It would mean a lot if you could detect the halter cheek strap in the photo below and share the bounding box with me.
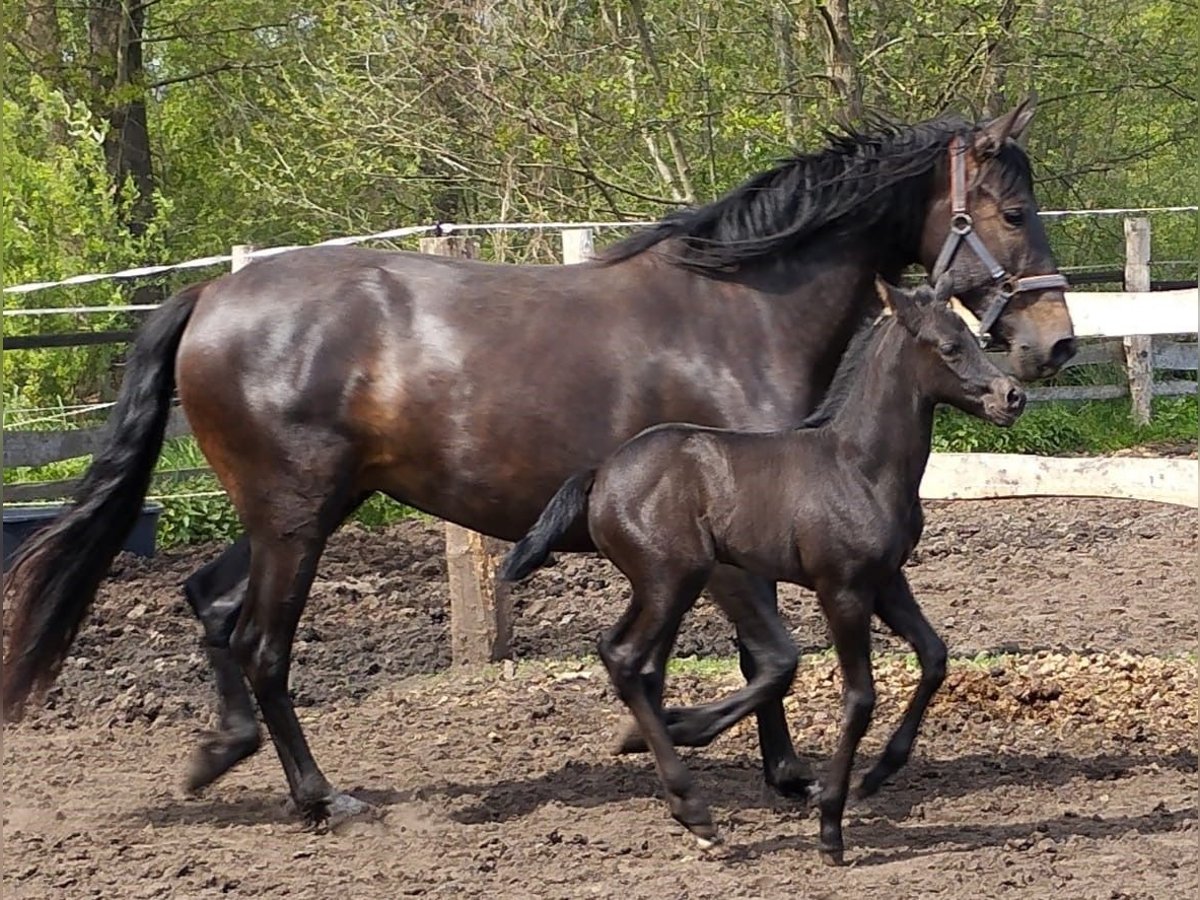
[930,136,1069,340]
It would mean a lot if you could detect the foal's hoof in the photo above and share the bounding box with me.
[184,728,262,794]
[695,832,723,852]
[766,758,820,802]
[614,718,649,755]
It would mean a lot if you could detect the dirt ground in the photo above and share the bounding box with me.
[3,496,1197,899]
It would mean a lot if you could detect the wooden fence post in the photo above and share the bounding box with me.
[418,234,513,666]
[1123,218,1153,425]
[560,228,595,264]
[231,244,255,273]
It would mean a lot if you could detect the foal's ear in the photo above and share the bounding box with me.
[874,276,916,318]
[974,93,1037,158]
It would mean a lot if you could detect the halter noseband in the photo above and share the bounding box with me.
[930,136,1068,342]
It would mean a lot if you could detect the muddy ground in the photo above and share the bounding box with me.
[3,496,1197,899]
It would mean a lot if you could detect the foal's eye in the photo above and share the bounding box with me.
[1002,208,1026,227]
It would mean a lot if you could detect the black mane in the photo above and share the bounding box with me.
[601,113,1032,271]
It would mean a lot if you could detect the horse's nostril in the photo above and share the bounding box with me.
[1050,337,1077,368]
[1006,386,1025,409]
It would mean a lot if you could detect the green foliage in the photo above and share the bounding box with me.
[5,1,1197,549]
[933,395,1198,455]
[155,479,242,548]
[3,75,171,406]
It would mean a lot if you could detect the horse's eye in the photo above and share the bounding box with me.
[939,341,961,357]
[1002,208,1026,227]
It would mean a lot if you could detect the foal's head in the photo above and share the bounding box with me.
[876,277,1026,426]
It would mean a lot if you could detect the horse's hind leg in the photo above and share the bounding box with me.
[599,570,717,845]
[183,536,260,793]
[232,480,370,825]
[183,493,371,793]
[855,572,946,799]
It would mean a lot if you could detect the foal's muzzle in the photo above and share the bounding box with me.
[983,376,1026,426]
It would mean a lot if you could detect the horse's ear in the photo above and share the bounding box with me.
[974,93,1037,158]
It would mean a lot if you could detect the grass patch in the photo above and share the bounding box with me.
[933,394,1196,455]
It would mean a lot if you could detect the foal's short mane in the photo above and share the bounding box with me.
[600,114,1033,271]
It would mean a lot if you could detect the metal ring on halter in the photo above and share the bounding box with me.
[949,213,973,235]
[998,277,1018,298]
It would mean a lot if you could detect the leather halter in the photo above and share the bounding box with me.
[930,136,1069,341]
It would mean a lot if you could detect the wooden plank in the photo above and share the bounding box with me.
[1057,339,1123,369]
[419,234,512,666]
[4,465,214,503]
[1065,288,1198,337]
[3,330,138,350]
[3,407,192,469]
[1154,379,1197,397]
[1154,340,1199,372]
[921,453,1198,508]
[1026,384,1127,402]
[1025,379,1195,403]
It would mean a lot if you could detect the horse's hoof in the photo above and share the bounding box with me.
[819,846,845,867]
[326,792,373,824]
[295,792,377,831]
[184,729,261,794]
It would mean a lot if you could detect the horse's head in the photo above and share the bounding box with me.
[917,95,1076,381]
[876,276,1026,427]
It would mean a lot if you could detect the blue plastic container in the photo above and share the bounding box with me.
[2,503,163,569]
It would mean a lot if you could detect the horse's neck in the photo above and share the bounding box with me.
[830,322,934,504]
[760,239,908,404]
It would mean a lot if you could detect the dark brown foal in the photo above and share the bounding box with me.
[501,277,1026,864]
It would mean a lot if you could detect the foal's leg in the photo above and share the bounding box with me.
[816,583,876,866]
[618,579,803,766]
[622,567,814,799]
[599,571,718,844]
[856,572,947,799]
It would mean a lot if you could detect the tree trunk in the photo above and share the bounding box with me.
[772,2,799,143]
[980,0,1020,118]
[89,0,155,239]
[21,2,66,142]
[816,0,863,120]
[23,1,62,82]
[626,0,697,203]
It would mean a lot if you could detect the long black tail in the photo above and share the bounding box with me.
[2,282,205,720]
[498,471,595,582]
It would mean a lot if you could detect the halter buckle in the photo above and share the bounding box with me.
[949,212,973,235]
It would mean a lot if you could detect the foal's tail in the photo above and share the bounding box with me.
[2,282,205,721]
[499,471,595,582]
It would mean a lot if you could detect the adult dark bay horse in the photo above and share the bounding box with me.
[2,98,1075,826]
